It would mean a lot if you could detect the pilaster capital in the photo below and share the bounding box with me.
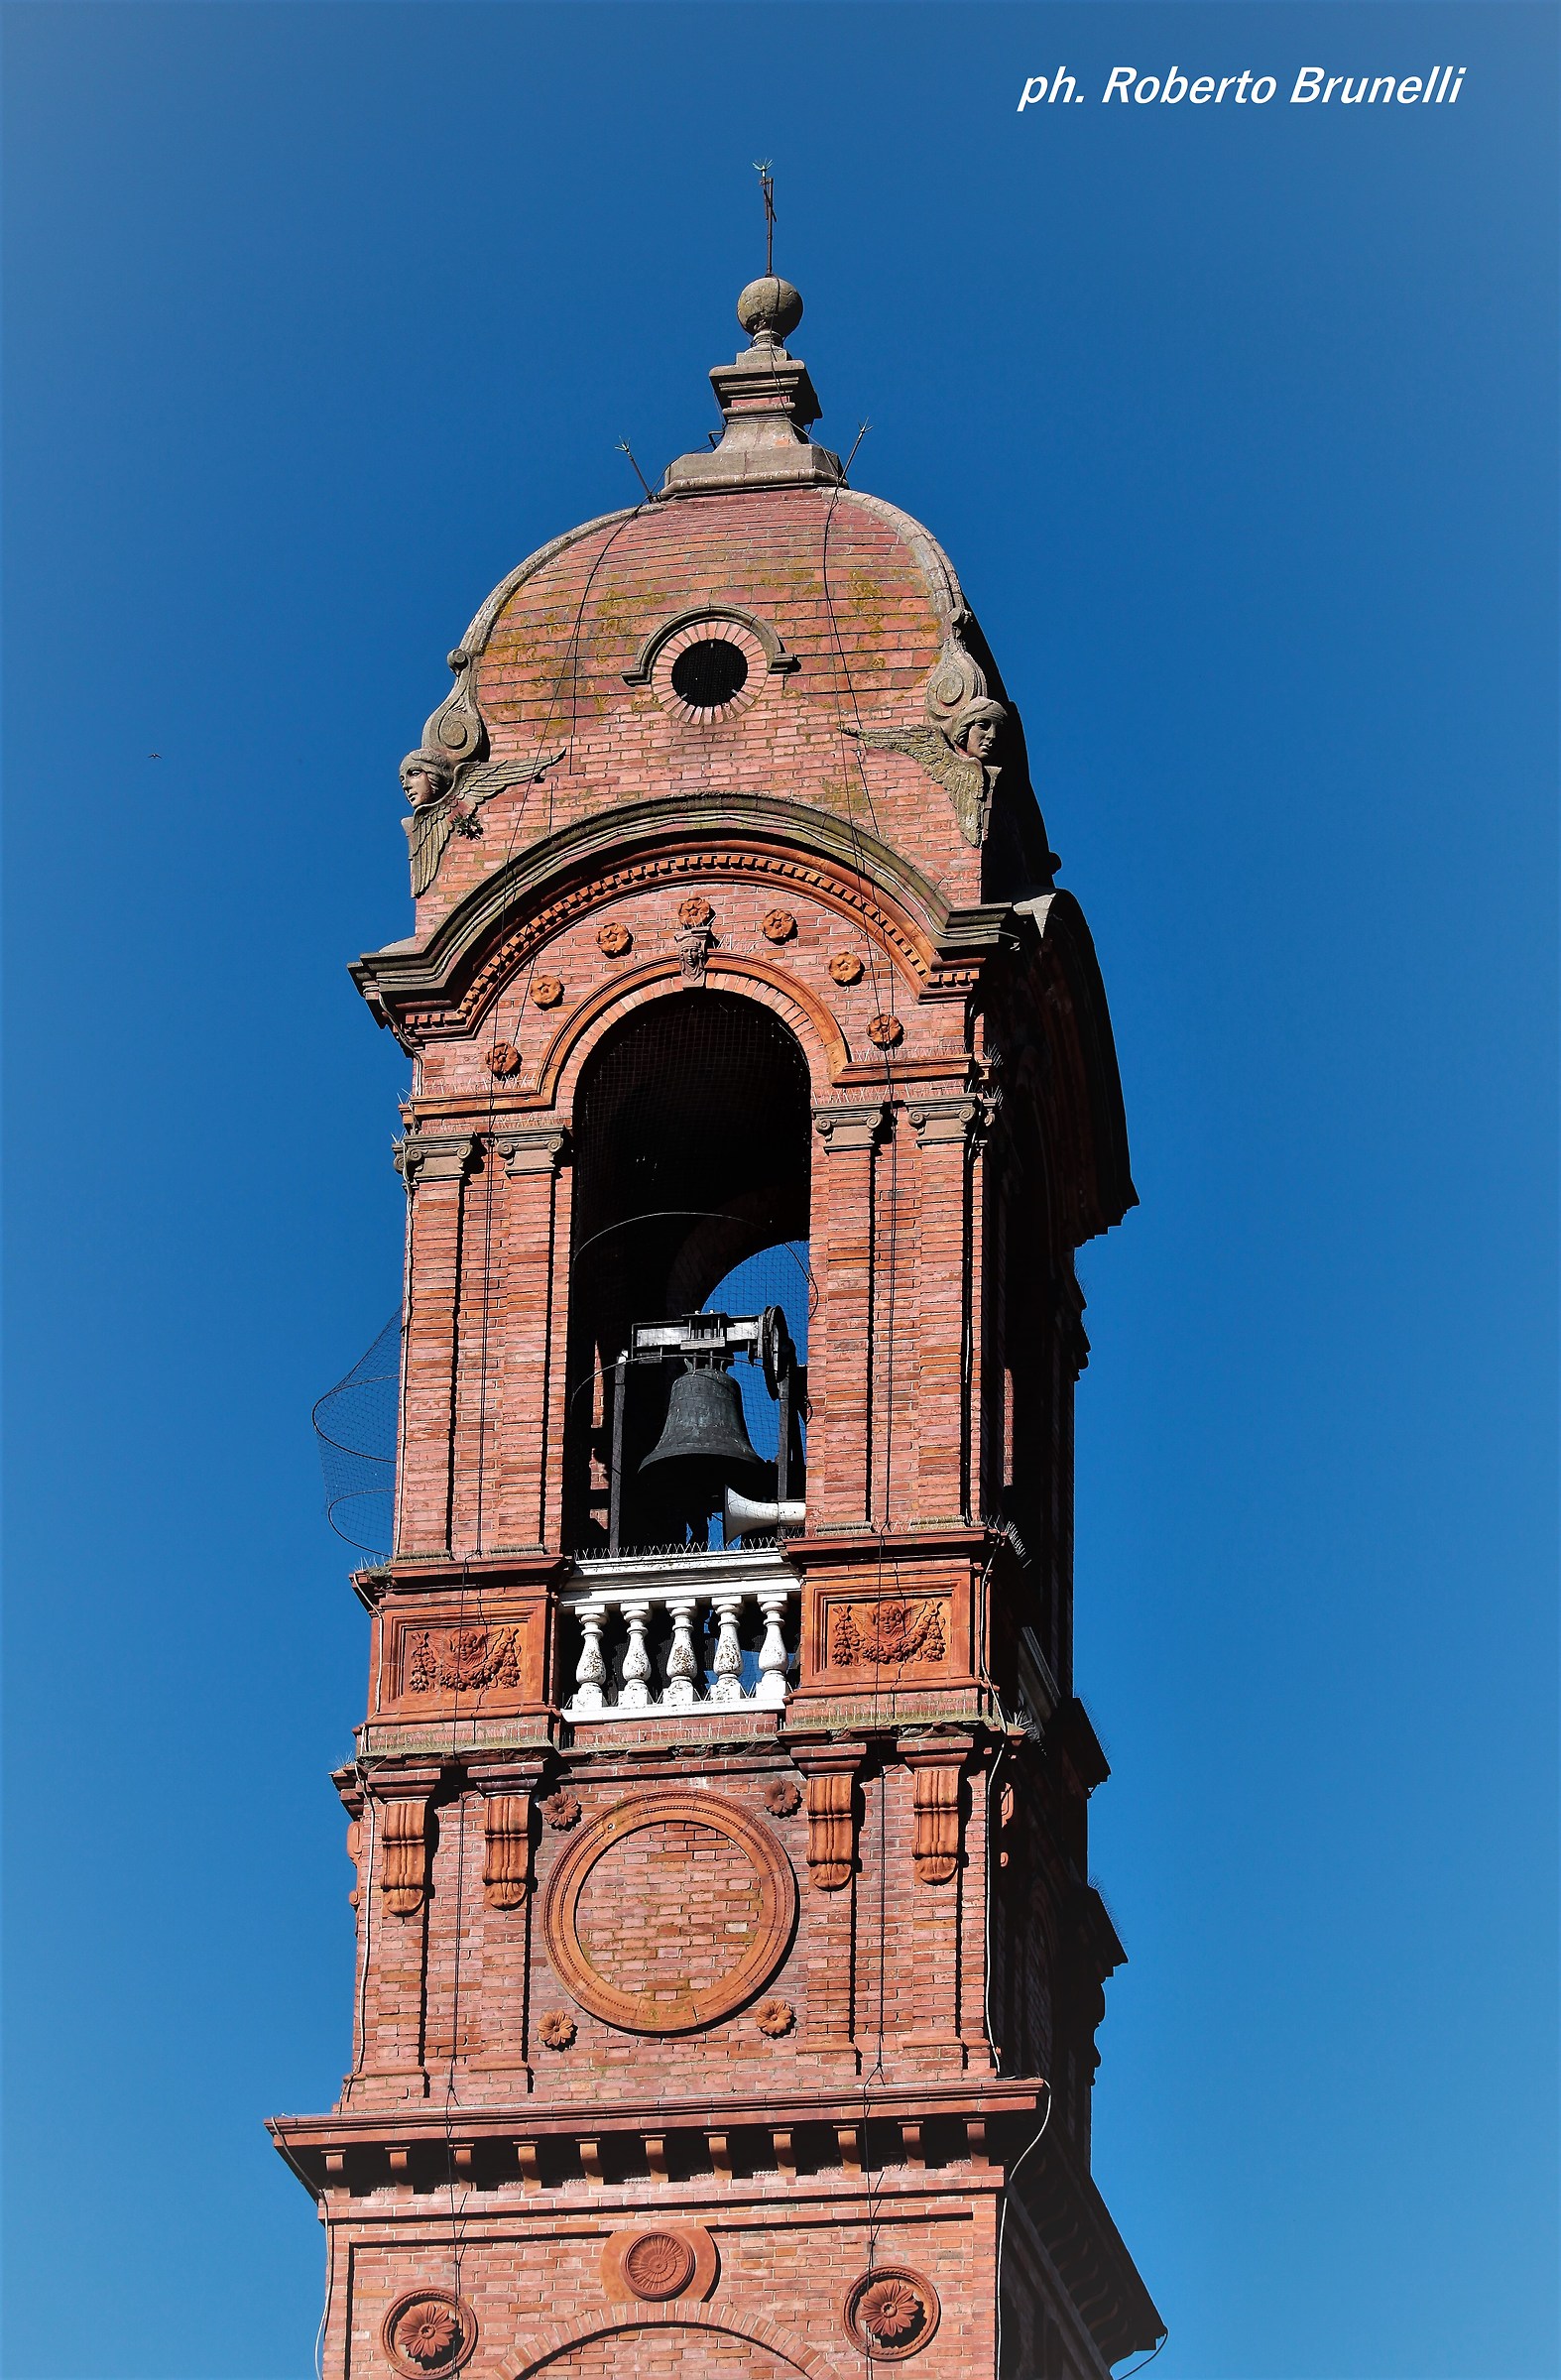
[811,1100,889,1153]
[493,1125,570,1178]
[904,1095,987,1148]
[394,1132,478,1191]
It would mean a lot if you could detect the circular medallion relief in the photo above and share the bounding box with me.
[382,2290,476,2378]
[601,2221,718,2305]
[623,2230,698,2301]
[844,2268,941,2362]
[540,1790,796,2034]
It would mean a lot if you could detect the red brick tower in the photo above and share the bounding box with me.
[273,270,1161,2380]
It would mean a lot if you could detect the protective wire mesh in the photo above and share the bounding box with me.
[703,1240,810,1463]
[312,1311,400,1557]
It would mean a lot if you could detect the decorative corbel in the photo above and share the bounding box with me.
[790,1740,867,1890]
[481,1795,533,1911]
[379,1796,431,1916]
[902,1737,972,1885]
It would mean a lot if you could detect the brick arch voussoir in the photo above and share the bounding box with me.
[506,2303,847,2380]
[541,959,850,1111]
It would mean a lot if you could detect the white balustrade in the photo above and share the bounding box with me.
[563,1551,798,1721]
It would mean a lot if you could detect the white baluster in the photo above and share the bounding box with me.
[663,1596,700,1710]
[619,1599,653,1710]
[755,1588,790,1709]
[573,1604,607,1714]
[711,1592,745,1703]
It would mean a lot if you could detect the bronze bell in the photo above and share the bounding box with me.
[640,1362,767,1492]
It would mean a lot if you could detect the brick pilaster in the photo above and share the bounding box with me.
[393,1134,476,1555]
[809,1102,887,1530]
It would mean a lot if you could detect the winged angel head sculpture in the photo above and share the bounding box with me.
[845,643,1011,847]
[399,744,564,897]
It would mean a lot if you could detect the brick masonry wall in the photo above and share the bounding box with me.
[341,1745,1006,2112]
[323,2174,1029,2380]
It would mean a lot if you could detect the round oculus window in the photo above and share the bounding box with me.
[669,639,749,710]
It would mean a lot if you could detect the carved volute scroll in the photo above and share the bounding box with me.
[379,1797,431,1916]
[482,1795,533,1910]
[424,647,489,774]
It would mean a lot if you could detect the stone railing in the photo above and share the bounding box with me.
[562,1548,798,1721]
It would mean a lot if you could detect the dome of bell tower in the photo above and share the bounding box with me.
[387,275,1059,944]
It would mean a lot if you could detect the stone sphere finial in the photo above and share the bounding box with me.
[737,274,803,344]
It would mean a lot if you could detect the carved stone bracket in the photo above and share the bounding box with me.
[789,1739,868,1890]
[394,1133,478,1192]
[379,1796,431,1916]
[481,1795,533,1910]
[902,1737,974,1886]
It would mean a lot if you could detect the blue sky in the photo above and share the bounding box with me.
[3,6,1555,2377]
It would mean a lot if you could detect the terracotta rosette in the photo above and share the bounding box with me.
[382,2289,477,2379]
[601,2220,719,2304]
[843,2267,941,2362]
[540,1789,796,2035]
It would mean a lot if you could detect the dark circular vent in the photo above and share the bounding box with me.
[670,639,749,710]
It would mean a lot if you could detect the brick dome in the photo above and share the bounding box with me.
[398,286,1057,936]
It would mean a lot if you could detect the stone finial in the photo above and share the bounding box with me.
[662,275,843,498]
[736,274,803,345]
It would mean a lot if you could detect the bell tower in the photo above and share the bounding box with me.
[273,269,1162,2380]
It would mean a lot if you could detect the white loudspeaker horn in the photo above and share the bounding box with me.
[724,1487,805,1536]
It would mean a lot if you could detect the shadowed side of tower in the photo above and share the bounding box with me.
[272,267,1161,2380]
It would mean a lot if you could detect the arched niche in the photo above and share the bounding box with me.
[563,990,812,1552]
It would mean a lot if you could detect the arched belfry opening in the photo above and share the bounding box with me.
[564,991,812,1551]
